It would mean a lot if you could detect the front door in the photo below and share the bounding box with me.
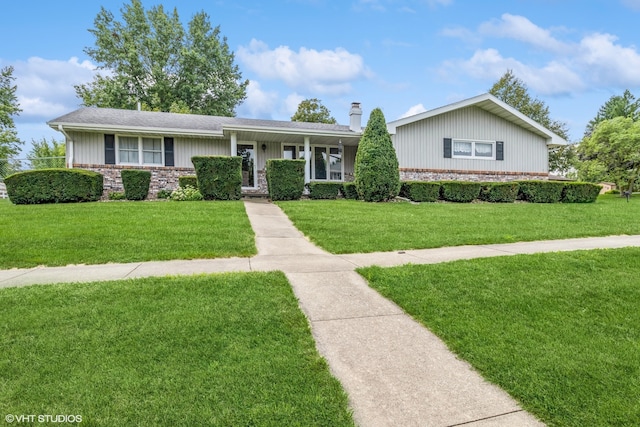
[237,144,256,188]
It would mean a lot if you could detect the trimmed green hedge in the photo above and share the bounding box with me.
[5,169,103,204]
[121,169,151,201]
[341,182,359,200]
[309,182,342,200]
[266,159,305,201]
[479,182,520,203]
[400,181,441,202]
[192,156,242,200]
[518,180,565,203]
[440,181,481,203]
[178,175,198,189]
[561,182,602,203]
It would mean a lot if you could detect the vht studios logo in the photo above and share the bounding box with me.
[5,414,82,423]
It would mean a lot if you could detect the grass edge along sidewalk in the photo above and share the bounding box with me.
[277,194,640,254]
[0,200,256,269]
[0,272,355,426]
[359,247,640,427]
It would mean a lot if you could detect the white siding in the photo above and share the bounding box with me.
[393,106,548,173]
[68,131,103,164]
[174,138,229,167]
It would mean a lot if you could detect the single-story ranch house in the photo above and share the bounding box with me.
[47,93,566,197]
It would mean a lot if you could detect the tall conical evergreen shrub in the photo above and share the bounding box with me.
[354,108,400,202]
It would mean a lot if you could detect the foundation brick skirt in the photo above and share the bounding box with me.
[75,164,270,198]
[399,168,548,182]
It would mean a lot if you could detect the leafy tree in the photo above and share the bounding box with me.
[75,0,248,116]
[489,70,570,140]
[28,138,66,169]
[584,89,640,137]
[291,98,337,124]
[578,117,640,192]
[0,66,22,160]
[354,108,400,202]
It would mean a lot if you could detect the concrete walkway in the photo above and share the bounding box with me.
[2,200,640,426]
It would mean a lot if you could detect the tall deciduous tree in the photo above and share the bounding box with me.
[75,0,248,116]
[578,117,640,192]
[0,66,22,160]
[354,108,400,202]
[489,70,575,175]
[584,89,640,137]
[291,98,337,124]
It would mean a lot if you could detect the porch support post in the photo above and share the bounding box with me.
[230,132,237,156]
[304,136,310,184]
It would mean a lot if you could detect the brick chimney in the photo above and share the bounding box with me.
[349,102,362,132]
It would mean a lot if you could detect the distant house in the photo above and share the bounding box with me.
[48,94,567,198]
[48,104,364,196]
[0,182,6,199]
[387,93,568,182]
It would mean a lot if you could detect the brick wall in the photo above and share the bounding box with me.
[399,168,548,182]
[76,164,270,198]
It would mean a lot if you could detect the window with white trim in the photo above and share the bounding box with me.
[452,139,495,160]
[116,136,163,165]
[282,144,343,181]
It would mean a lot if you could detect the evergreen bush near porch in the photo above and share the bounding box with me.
[309,182,342,199]
[121,169,151,200]
[354,108,400,202]
[341,182,359,200]
[192,156,242,200]
[178,175,198,189]
[266,159,305,201]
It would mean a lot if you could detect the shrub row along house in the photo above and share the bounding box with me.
[47,93,567,198]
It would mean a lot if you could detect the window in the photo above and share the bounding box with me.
[452,139,495,160]
[282,144,343,181]
[117,136,163,165]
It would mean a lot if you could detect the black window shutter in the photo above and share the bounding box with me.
[105,134,115,165]
[443,138,452,158]
[164,137,174,166]
[496,141,504,161]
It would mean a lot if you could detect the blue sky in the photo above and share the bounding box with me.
[4,0,640,154]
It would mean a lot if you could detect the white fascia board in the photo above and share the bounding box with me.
[222,124,361,138]
[47,122,225,138]
[387,93,569,146]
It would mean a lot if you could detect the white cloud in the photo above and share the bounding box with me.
[578,33,640,86]
[479,14,570,54]
[7,56,97,119]
[284,93,305,116]
[439,14,640,96]
[237,39,371,96]
[236,80,279,119]
[399,103,427,118]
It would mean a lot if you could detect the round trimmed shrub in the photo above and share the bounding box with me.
[518,180,564,203]
[341,182,359,200]
[309,182,342,199]
[561,182,601,203]
[178,175,198,189]
[400,181,441,202]
[192,156,242,200]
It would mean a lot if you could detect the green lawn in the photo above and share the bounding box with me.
[277,194,640,253]
[0,200,256,269]
[0,272,354,426]
[359,248,640,426]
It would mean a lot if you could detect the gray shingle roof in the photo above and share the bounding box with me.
[48,107,355,135]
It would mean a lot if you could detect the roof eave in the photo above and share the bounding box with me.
[222,124,362,138]
[47,121,225,138]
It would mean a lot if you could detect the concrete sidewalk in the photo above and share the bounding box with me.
[2,200,640,426]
